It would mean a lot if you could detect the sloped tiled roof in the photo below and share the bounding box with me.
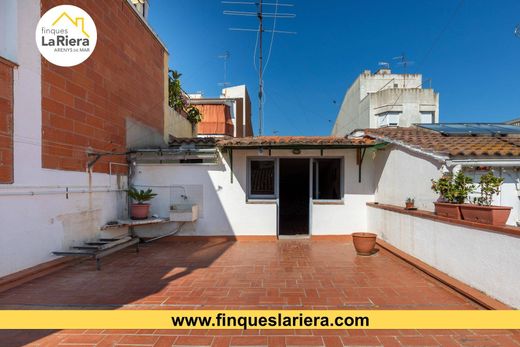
[217,136,376,148]
[168,136,217,146]
[365,127,520,157]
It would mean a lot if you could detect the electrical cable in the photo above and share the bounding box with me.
[262,0,278,76]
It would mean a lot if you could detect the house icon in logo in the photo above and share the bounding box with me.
[52,12,90,38]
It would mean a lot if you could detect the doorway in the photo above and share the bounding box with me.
[278,158,310,236]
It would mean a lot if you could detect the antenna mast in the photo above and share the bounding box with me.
[258,0,263,136]
[223,0,295,136]
[218,51,231,87]
[393,53,414,88]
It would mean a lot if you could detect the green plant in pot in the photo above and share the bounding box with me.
[459,171,512,226]
[431,171,474,219]
[405,197,415,210]
[128,187,157,220]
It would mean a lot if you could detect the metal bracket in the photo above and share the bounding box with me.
[357,148,366,183]
[229,149,233,183]
[87,153,102,169]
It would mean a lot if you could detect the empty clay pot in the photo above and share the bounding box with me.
[352,232,377,256]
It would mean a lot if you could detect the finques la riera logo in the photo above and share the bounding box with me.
[35,5,97,67]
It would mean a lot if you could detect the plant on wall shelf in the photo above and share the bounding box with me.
[128,187,157,220]
[452,171,475,204]
[431,171,474,204]
[431,171,474,220]
[458,170,511,226]
[128,187,157,204]
[473,171,504,206]
[168,69,203,126]
[431,174,455,202]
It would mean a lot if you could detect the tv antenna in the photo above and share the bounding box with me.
[378,61,390,70]
[393,53,414,87]
[223,0,296,136]
[218,51,231,87]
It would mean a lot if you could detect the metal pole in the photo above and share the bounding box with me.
[258,0,263,136]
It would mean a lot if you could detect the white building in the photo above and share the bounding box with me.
[332,69,439,136]
[131,136,376,238]
[506,117,520,126]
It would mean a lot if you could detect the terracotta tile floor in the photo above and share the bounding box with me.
[0,239,518,346]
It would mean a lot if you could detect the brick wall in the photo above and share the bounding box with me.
[0,58,14,183]
[41,0,166,173]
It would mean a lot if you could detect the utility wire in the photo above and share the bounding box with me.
[262,0,279,76]
[418,0,465,67]
[335,2,463,136]
[253,23,260,72]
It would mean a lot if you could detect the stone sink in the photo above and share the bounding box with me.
[169,203,198,222]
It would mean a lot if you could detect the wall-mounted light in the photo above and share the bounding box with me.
[292,149,301,155]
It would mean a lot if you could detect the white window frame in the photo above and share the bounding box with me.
[420,111,434,124]
[377,112,400,127]
[247,158,278,199]
[311,157,344,202]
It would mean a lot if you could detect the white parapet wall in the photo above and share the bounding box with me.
[368,205,520,308]
[0,173,128,278]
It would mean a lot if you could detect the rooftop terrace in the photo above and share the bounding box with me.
[1,238,518,346]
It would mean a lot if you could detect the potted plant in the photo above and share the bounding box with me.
[431,171,474,219]
[128,187,157,220]
[459,171,512,226]
[352,232,378,256]
[405,197,415,210]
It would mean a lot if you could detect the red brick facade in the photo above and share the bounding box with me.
[41,0,166,173]
[0,58,14,183]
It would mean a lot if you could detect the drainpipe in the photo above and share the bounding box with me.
[446,159,520,167]
[0,188,125,197]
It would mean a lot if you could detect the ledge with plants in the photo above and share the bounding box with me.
[431,170,511,226]
[168,69,203,130]
[128,187,157,220]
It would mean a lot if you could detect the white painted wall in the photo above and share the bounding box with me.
[368,206,520,308]
[373,145,443,211]
[373,145,520,225]
[133,148,376,237]
[0,0,128,277]
[311,149,375,234]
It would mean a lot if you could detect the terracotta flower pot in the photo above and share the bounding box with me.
[405,202,415,210]
[352,232,377,256]
[130,203,150,220]
[459,204,512,226]
[433,202,462,219]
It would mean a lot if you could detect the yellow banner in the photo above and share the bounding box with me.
[0,310,518,329]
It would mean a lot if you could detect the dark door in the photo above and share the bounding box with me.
[278,159,310,235]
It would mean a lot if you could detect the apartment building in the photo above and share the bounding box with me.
[332,68,439,136]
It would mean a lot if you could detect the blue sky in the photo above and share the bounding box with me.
[149,0,520,135]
